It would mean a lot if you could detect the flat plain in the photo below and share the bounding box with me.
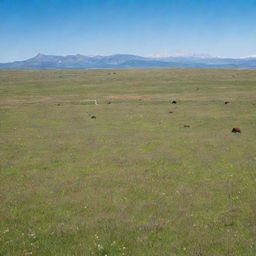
[0,69,256,256]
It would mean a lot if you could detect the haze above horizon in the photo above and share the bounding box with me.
[1,0,256,62]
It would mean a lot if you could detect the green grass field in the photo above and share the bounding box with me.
[0,69,256,256]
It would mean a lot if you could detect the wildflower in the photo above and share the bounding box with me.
[28,231,36,239]
[97,244,103,251]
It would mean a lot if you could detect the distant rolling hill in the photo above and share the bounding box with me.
[1,53,256,69]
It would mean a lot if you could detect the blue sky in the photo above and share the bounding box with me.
[1,0,256,62]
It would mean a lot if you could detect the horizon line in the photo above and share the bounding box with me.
[2,52,256,64]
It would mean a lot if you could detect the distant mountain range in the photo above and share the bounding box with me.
[1,53,256,69]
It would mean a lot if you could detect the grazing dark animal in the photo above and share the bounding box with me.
[184,124,190,128]
[225,101,230,104]
[232,127,241,133]
[107,102,111,104]
[91,115,96,119]
[57,103,61,106]
[169,111,173,114]
[172,101,177,104]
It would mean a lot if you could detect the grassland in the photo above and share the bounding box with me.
[0,69,256,256]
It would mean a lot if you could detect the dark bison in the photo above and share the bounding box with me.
[172,100,177,104]
[232,127,241,133]
[184,124,190,128]
[107,101,111,104]
[91,115,96,119]
[169,111,173,114]
[225,101,230,104]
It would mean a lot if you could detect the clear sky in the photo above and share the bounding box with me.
[1,0,256,62]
